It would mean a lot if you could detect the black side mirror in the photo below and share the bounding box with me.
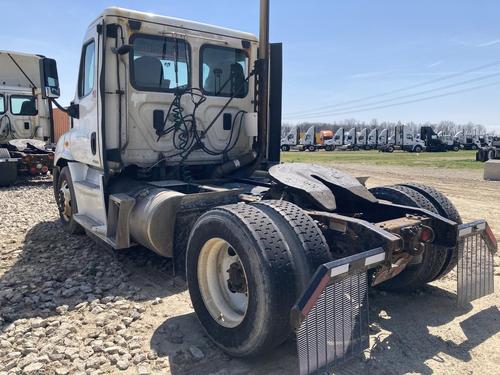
[112,44,133,55]
[40,58,60,98]
[67,102,79,119]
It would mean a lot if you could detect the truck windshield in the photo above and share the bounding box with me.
[0,95,4,114]
[10,95,37,116]
[131,35,190,92]
[201,45,248,98]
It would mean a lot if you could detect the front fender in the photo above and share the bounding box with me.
[54,133,74,166]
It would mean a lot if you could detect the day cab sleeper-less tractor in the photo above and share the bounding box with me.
[52,3,497,373]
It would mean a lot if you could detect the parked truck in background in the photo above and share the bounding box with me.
[437,131,460,151]
[0,51,60,186]
[476,137,500,162]
[280,127,298,151]
[51,3,496,374]
[455,130,481,150]
[420,126,459,152]
[380,124,425,152]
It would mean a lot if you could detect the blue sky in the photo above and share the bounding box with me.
[1,1,499,127]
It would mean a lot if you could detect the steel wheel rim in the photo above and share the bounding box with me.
[197,237,249,328]
[59,180,72,221]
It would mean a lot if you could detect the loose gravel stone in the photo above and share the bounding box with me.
[0,179,177,374]
[116,360,129,370]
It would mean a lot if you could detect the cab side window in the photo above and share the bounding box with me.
[78,40,95,98]
[0,95,5,114]
[10,95,37,116]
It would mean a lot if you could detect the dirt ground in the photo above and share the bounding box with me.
[0,166,498,375]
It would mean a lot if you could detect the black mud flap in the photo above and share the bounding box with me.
[457,220,497,306]
[290,248,386,375]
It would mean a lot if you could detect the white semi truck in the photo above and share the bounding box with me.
[280,127,298,151]
[380,125,425,152]
[0,51,60,185]
[53,4,496,373]
[455,130,481,150]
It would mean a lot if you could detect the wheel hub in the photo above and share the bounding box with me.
[197,238,249,328]
[59,181,72,221]
[227,261,247,294]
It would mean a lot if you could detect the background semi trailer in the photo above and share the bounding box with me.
[0,51,60,185]
[52,3,496,374]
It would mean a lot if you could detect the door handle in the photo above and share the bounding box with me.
[91,131,97,155]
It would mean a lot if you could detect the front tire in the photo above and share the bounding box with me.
[186,204,303,357]
[413,145,423,153]
[55,166,83,234]
[281,144,290,152]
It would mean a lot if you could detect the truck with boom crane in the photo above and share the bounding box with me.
[52,3,496,374]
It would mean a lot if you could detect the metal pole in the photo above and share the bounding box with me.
[258,0,270,162]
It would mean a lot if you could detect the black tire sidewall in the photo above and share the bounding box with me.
[186,211,288,356]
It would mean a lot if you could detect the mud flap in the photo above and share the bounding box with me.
[457,220,497,306]
[290,248,386,375]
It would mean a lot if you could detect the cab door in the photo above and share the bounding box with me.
[69,26,102,167]
[8,94,39,139]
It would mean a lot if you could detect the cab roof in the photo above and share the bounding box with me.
[100,7,258,42]
[0,51,44,60]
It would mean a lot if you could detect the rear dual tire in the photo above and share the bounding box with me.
[186,201,330,357]
[399,183,462,279]
[369,185,447,291]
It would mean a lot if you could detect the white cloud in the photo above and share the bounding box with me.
[477,39,500,47]
[427,60,443,68]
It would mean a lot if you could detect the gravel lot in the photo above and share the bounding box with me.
[0,170,498,375]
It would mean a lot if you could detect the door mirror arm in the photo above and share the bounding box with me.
[67,102,80,119]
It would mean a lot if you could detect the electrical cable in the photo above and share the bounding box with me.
[284,60,500,117]
[290,80,500,119]
[284,71,500,119]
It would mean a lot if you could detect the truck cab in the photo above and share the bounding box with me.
[330,127,345,147]
[0,51,59,143]
[356,128,368,149]
[381,125,425,153]
[367,128,378,149]
[298,125,316,150]
[0,51,60,185]
[280,128,298,151]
